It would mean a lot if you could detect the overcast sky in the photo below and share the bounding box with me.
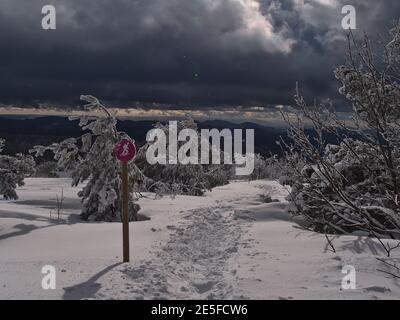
[0,0,398,114]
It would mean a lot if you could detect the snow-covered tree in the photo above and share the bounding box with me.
[31,95,141,222]
[0,138,35,200]
[278,24,400,247]
[31,96,232,221]
[135,119,231,196]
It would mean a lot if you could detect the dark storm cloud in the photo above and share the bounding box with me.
[0,0,399,109]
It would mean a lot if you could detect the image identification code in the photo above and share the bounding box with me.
[151,304,248,317]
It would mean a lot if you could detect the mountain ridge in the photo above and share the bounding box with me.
[0,116,286,155]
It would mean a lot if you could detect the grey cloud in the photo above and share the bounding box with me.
[0,0,398,110]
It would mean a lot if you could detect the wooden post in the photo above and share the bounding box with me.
[115,138,135,263]
[122,161,130,262]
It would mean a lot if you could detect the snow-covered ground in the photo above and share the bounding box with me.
[0,178,399,300]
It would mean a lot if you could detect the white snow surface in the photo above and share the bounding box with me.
[0,178,399,300]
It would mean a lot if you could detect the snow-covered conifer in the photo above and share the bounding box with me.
[0,138,35,200]
[136,119,231,196]
[32,95,141,221]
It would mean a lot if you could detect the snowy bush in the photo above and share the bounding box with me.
[279,24,400,246]
[33,161,59,178]
[0,138,35,200]
[31,96,141,222]
[245,154,285,181]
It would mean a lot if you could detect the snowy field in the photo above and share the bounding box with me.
[0,178,399,300]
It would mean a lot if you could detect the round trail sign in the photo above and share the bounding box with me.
[115,138,136,162]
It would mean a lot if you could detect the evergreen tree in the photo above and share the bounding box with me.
[136,119,231,196]
[0,138,35,200]
[32,95,140,221]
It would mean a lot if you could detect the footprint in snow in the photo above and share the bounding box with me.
[364,286,391,293]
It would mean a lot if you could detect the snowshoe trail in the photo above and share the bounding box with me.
[94,205,245,299]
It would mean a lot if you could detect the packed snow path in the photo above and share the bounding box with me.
[91,206,243,299]
[1,178,400,299]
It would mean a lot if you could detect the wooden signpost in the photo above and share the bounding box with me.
[115,138,137,263]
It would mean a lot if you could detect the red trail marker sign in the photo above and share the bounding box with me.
[115,138,137,162]
[115,138,136,263]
